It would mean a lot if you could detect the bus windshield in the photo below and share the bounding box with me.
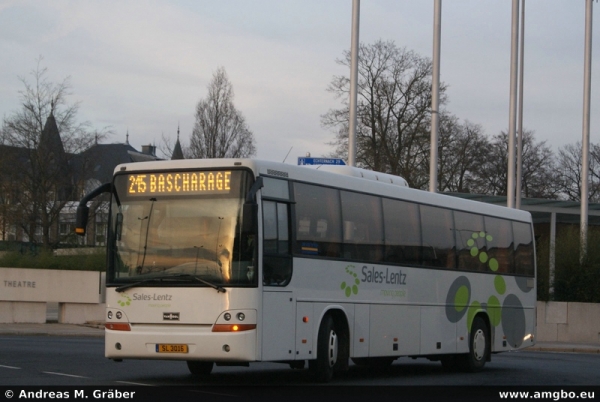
[107,169,256,287]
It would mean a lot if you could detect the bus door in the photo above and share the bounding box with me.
[260,196,295,361]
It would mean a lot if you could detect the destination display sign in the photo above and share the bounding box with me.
[127,171,232,196]
[297,157,346,166]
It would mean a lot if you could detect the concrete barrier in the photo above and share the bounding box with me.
[537,301,600,343]
[0,268,105,324]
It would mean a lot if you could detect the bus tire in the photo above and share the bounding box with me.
[310,315,340,383]
[461,316,490,372]
[186,360,213,377]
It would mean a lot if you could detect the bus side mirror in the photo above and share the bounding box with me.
[242,202,258,234]
[74,182,112,237]
[75,205,89,236]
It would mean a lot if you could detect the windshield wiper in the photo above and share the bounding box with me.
[172,274,226,293]
[114,274,226,293]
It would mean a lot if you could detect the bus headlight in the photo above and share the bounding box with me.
[224,313,232,321]
[237,312,245,321]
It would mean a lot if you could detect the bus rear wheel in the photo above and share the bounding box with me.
[461,316,490,372]
[186,360,213,377]
[310,315,340,382]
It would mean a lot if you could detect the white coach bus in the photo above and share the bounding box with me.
[76,159,536,382]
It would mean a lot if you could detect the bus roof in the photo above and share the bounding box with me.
[114,158,532,223]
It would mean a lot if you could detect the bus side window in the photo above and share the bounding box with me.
[513,221,534,277]
[340,191,384,262]
[420,205,456,269]
[293,183,342,258]
[382,198,422,265]
[454,211,486,272]
[485,216,514,274]
[263,201,292,286]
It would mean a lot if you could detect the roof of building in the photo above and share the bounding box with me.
[77,142,161,183]
[445,192,600,225]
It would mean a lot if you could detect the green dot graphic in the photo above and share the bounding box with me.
[489,258,499,272]
[467,239,475,247]
[494,275,506,295]
[341,265,359,298]
[454,285,469,312]
[486,235,493,242]
[470,247,479,257]
[479,231,486,238]
[479,251,488,263]
[472,233,479,239]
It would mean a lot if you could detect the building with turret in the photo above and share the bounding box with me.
[0,114,167,247]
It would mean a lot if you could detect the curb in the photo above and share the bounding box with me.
[525,345,600,354]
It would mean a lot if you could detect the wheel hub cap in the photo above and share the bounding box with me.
[328,330,338,367]
[473,329,486,361]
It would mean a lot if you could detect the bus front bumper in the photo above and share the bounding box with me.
[105,324,257,362]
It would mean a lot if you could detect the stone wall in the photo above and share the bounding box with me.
[0,268,105,324]
[536,301,600,343]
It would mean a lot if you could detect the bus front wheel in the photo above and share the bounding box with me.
[187,360,213,377]
[310,315,340,382]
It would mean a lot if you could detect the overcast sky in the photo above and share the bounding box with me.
[1,0,598,164]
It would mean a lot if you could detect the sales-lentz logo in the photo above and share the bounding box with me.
[361,266,407,285]
[340,265,408,298]
[163,312,180,321]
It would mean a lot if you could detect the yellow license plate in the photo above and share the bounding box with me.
[156,344,188,353]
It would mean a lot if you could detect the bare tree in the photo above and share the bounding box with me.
[1,58,103,248]
[189,67,256,159]
[436,114,489,193]
[470,130,557,198]
[555,141,600,202]
[323,40,445,188]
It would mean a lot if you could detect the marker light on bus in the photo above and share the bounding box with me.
[105,323,131,331]
[212,324,256,332]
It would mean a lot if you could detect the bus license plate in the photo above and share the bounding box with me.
[156,344,188,353]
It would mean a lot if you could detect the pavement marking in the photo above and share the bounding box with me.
[115,381,154,386]
[43,371,89,379]
[0,365,21,369]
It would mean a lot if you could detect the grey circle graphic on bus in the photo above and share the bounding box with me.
[515,276,533,293]
[501,294,526,348]
[445,276,471,323]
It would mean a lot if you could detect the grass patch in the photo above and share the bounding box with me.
[0,250,105,271]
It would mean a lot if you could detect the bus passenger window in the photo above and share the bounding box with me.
[382,198,421,265]
[340,191,384,262]
[420,205,456,269]
[454,211,486,272]
[293,183,342,258]
[513,221,534,277]
[485,216,514,274]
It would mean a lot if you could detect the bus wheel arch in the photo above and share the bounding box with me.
[463,313,491,371]
[309,309,350,382]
